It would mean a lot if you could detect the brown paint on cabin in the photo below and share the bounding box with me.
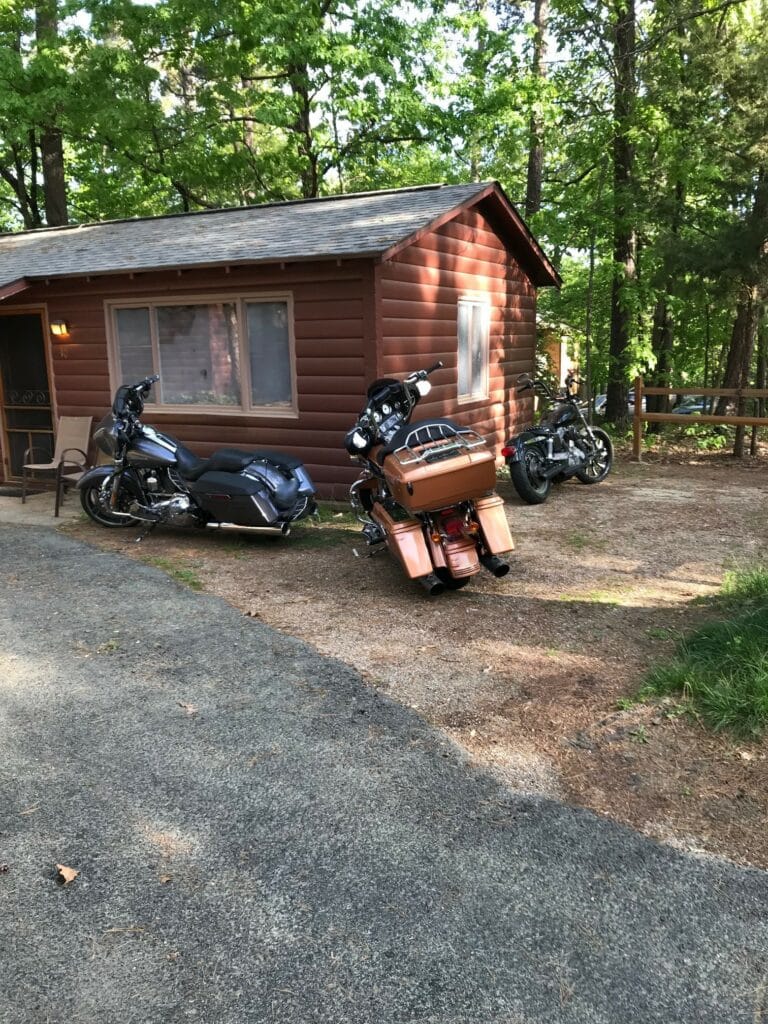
[0,191,549,497]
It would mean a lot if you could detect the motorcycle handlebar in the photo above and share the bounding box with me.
[405,361,443,385]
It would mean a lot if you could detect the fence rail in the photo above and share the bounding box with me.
[631,376,768,460]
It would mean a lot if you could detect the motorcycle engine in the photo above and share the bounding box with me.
[128,493,194,524]
[562,429,588,468]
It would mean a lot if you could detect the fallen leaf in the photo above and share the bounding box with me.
[177,702,198,716]
[159,874,173,884]
[19,803,39,816]
[0,863,9,875]
[739,751,754,762]
[56,864,79,885]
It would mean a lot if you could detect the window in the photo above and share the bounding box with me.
[110,295,295,414]
[457,297,490,401]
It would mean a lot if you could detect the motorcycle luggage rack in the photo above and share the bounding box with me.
[391,428,487,467]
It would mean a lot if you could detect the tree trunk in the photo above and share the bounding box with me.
[723,289,760,455]
[750,316,766,456]
[646,287,673,430]
[35,0,68,225]
[524,0,548,220]
[289,65,318,199]
[605,0,636,428]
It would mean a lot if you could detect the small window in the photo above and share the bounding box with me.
[457,298,490,401]
[110,296,295,415]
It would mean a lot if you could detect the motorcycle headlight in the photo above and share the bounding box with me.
[416,380,431,397]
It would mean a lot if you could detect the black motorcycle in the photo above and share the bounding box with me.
[502,373,613,504]
[78,375,316,536]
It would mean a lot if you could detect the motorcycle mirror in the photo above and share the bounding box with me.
[416,380,431,397]
[516,373,532,384]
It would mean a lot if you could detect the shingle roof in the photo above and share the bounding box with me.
[0,182,559,290]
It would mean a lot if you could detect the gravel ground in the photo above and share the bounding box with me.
[60,454,768,867]
[1,523,768,1023]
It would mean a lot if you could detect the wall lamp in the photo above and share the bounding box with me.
[50,319,71,339]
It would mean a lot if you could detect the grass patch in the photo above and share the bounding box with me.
[142,556,204,591]
[564,530,604,553]
[643,565,768,737]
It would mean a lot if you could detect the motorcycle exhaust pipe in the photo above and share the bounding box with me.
[206,522,290,536]
[418,573,446,596]
[480,554,510,578]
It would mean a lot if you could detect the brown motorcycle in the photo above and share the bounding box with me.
[345,362,514,595]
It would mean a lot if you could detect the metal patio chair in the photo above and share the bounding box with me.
[21,416,93,513]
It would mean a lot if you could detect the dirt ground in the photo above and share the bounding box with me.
[60,453,768,869]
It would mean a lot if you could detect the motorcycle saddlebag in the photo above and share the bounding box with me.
[189,471,281,526]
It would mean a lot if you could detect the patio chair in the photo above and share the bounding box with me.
[22,416,93,511]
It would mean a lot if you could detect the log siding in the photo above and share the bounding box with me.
[378,203,537,456]
[7,261,370,496]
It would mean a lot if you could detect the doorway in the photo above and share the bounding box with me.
[0,313,54,479]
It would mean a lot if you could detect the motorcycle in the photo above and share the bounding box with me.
[345,362,514,595]
[502,373,613,504]
[78,375,316,537]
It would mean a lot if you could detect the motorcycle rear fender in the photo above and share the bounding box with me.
[502,430,545,463]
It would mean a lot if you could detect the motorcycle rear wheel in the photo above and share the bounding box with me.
[575,428,613,485]
[508,446,552,504]
[434,567,471,590]
[80,482,140,528]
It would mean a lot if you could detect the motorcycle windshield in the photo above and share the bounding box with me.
[93,413,120,455]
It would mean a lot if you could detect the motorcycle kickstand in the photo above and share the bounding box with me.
[134,521,158,544]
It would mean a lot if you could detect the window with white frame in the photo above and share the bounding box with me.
[457,297,490,401]
[110,296,295,413]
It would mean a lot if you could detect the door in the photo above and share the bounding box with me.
[0,314,54,479]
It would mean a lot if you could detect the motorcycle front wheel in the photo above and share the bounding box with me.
[575,428,613,484]
[80,481,140,527]
[508,444,552,504]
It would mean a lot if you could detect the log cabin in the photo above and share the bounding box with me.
[0,181,560,498]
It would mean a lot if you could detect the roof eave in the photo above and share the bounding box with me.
[0,278,31,301]
[13,251,386,289]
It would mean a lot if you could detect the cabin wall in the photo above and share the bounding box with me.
[378,202,537,455]
[8,261,374,497]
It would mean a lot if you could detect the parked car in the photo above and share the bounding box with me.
[593,391,646,416]
[673,395,708,415]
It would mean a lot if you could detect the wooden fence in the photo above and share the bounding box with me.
[631,376,768,460]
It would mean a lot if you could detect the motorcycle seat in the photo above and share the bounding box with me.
[377,418,469,465]
[176,445,304,482]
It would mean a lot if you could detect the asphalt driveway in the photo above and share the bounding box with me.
[1,524,766,1024]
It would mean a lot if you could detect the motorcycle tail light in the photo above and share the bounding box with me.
[501,445,515,457]
[441,514,464,538]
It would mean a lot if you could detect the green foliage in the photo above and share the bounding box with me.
[1,0,767,412]
[644,565,768,737]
